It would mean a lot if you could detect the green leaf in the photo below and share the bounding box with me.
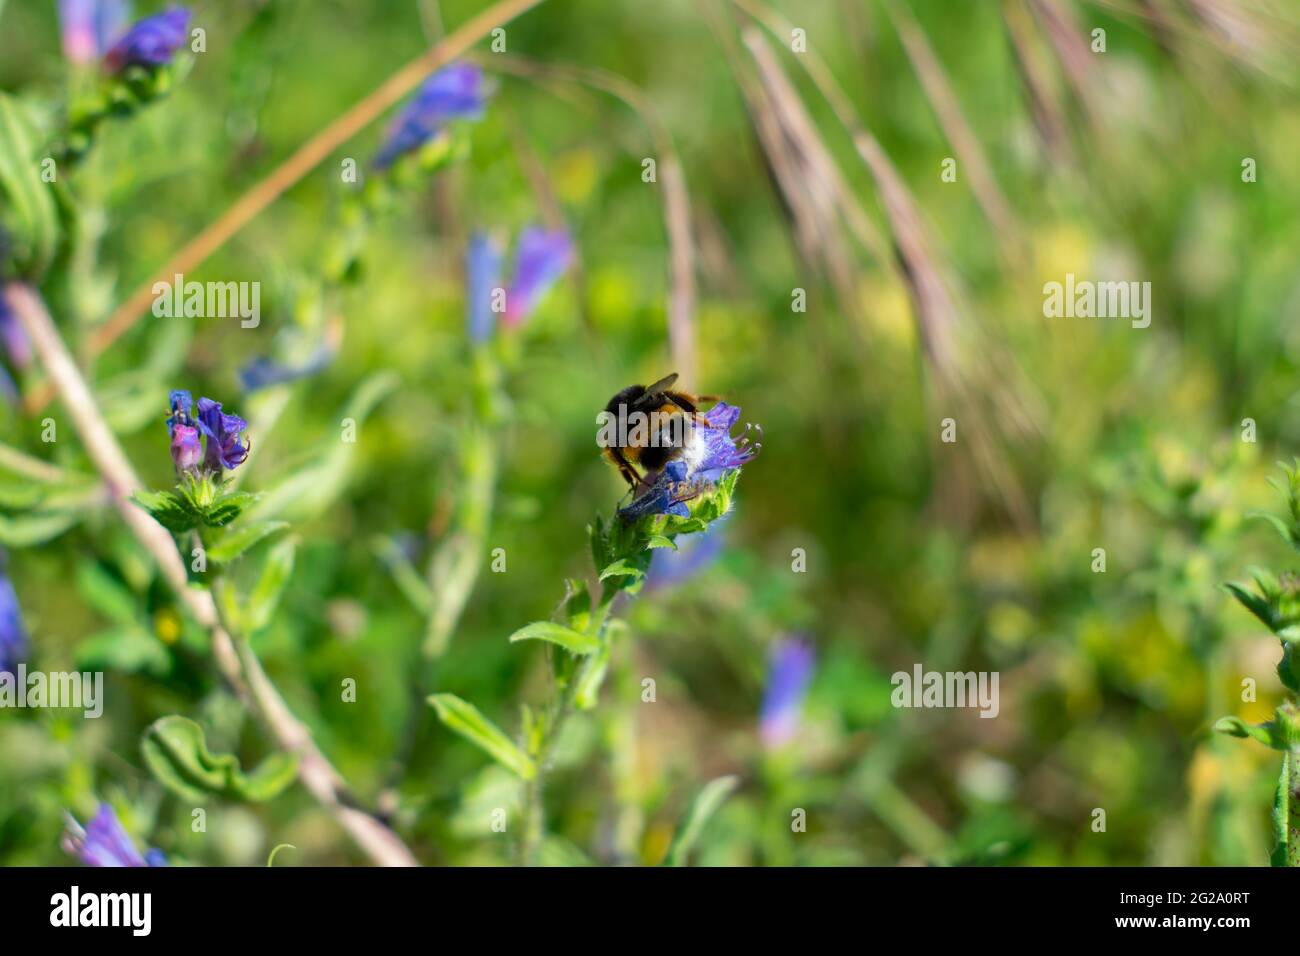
[237,752,300,801]
[75,626,170,676]
[428,693,535,780]
[0,92,59,277]
[75,563,138,626]
[207,520,289,564]
[1224,582,1276,630]
[507,620,600,655]
[665,775,740,866]
[598,558,644,583]
[205,490,258,528]
[244,538,296,632]
[0,510,82,545]
[141,715,240,801]
[647,534,677,550]
[140,715,298,801]
[131,489,200,533]
[1214,716,1284,749]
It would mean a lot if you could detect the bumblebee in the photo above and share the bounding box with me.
[600,373,715,491]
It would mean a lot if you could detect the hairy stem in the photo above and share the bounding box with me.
[517,586,619,865]
[6,283,419,867]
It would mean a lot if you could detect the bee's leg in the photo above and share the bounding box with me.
[610,447,644,492]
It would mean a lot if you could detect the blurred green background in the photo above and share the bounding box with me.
[3,0,1300,865]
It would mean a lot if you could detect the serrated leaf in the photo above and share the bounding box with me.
[428,693,535,779]
[1224,582,1276,630]
[507,620,600,655]
[665,775,740,866]
[205,490,258,528]
[207,520,288,563]
[131,489,200,533]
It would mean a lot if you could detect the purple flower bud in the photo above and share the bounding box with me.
[59,0,129,65]
[63,804,166,867]
[759,637,815,748]
[196,397,249,472]
[466,232,503,344]
[373,63,489,170]
[503,227,573,328]
[104,7,189,72]
[169,422,202,473]
[0,554,27,677]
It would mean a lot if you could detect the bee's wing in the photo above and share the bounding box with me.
[644,373,679,396]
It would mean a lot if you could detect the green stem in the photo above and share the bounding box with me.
[1287,749,1300,867]
[517,586,620,865]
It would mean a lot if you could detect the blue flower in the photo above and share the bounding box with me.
[59,0,129,64]
[373,63,488,170]
[618,402,760,520]
[239,345,334,393]
[503,227,573,328]
[0,554,27,677]
[166,388,193,434]
[104,7,189,72]
[63,804,166,867]
[465,232,503,344]
[759,637,815,748]
[197,397,249,472]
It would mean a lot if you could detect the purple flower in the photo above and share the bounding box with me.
[63,804,166,867]
[59,0,129,64]
[169,422,202,473]
[759,637,815,748]
[0,289,31,370]
[197,397,249,472]
[104,7,189,72]
[618,402,760,520]
[503,227,573,328]
[373,63,488,170]
[0,554,27,677]
[466,232,503,344]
